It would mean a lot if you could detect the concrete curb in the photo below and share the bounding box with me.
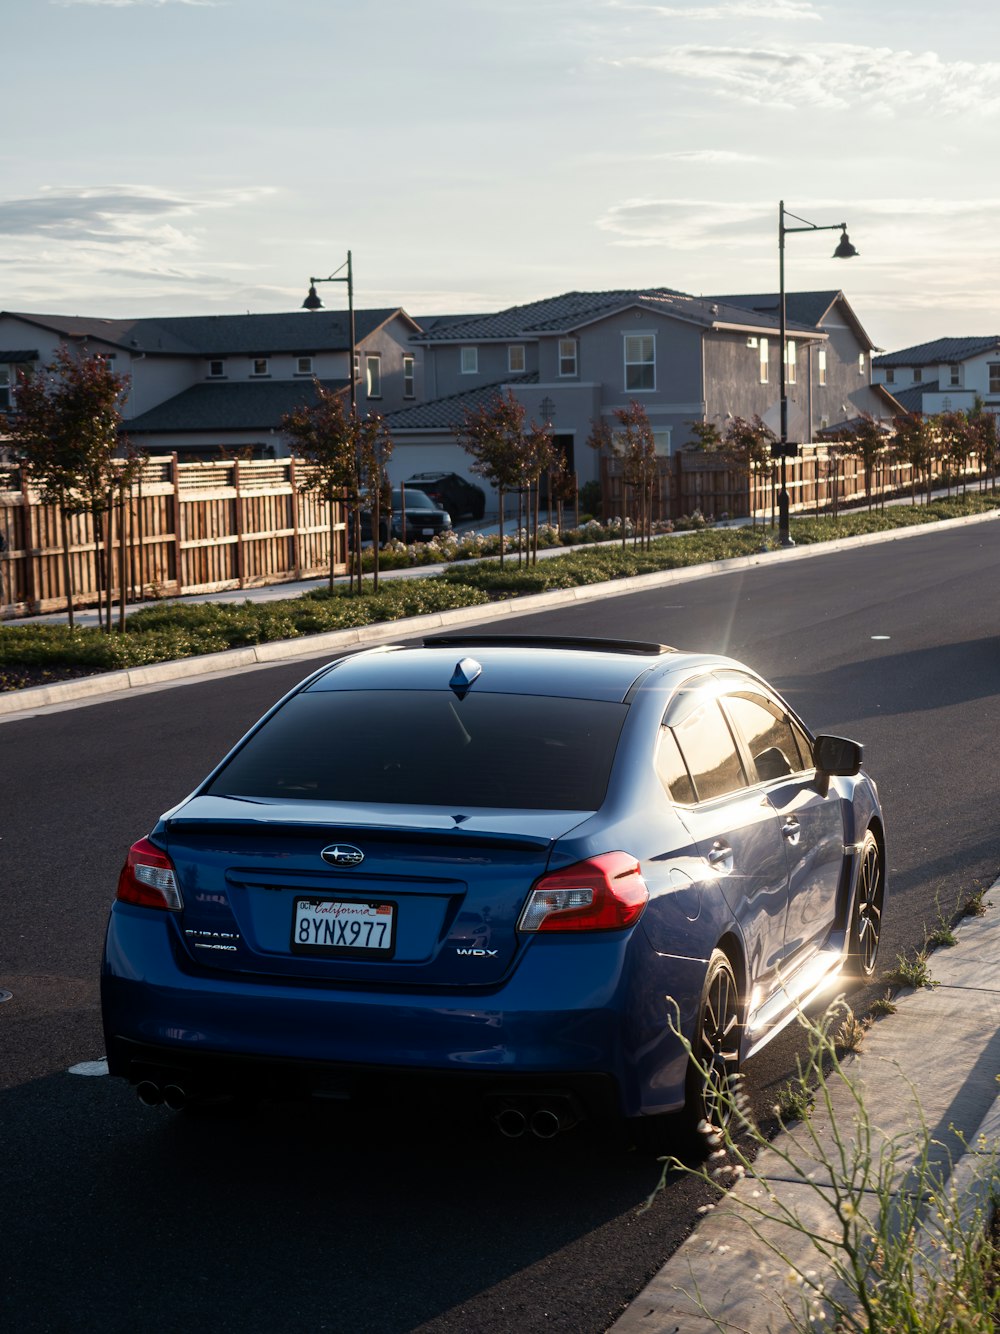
[2,507,997,719]
[612,886,1000,1333]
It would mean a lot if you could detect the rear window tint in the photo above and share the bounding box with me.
[206,690,628,810]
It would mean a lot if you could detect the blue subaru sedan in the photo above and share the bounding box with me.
[101,635,885,1146]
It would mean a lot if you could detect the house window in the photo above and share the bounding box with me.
[460,347,478,374]
[0,367,10,411]
[785,340,796,386]
[366,354,382,398]
[759,337,769,384]
[252,358,269,377]
[818,349,827,386]
[353,352,360,379]
[883,366,894,384]
[403,354,415,398]
[913,368,922,382]
[652,429,671,455]
[989,364,1000,395]
[858,353,865,377]
[949,364,961,387]
[296,356,313,376]
[559,339,577,377]
[508,345,525,373]
[624,334,655,391]
[208,359,226,378]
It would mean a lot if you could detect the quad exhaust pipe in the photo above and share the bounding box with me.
[135,1080,188,1111]
[491,1098,580,1139]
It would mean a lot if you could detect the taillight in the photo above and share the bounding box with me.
[116,838,183,911]
[518,852,648,933]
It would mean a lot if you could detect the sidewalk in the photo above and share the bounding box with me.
[612,897,1000,1332]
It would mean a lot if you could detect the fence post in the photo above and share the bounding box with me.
[22,481,37,613]
[234,458,245,588]
[170,452,182,594]
[289,458,302,578]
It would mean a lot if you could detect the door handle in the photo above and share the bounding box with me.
[781,818,801,845]
[707,841,734,875]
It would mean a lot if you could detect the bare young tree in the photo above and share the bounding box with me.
[723,415,776,528]
[455,390,528,568]
[891,412,935,505]
[614,401,658,549]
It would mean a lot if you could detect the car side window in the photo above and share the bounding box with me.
[672,702,747,802]
[655,726,696,804]
[725,693,807,783]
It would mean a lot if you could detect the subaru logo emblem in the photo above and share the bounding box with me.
[321,844,365,868]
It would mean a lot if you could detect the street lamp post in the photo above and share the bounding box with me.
[776,202,857,546]
[302,251,356,414]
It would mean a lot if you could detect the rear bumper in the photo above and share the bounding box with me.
[101,903,705,1119]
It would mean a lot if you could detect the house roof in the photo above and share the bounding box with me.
[874,337,1000,368]
[708,290,876,349]
[411,289,817,344]
[1,309,412,358]
[384,374,538,431]
[126,378,349,435]
[882,380,937,414]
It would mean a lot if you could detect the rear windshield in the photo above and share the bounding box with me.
[206,690,628,810]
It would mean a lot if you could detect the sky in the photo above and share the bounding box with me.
[5,0,1000,352]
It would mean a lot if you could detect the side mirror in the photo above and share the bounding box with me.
[813,734,863,776]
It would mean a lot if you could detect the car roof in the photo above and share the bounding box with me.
[306,636,746,704]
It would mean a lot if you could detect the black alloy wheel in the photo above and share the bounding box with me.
[691,950,743,1132]
[849,830,884,978]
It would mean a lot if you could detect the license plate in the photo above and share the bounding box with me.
[421,526,434,536]
[291,898,396,958]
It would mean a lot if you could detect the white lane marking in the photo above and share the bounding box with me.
[68,1060,109,1076]
[871,635,891,640]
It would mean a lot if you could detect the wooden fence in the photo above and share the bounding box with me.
[0,456,347,616]
[599,445,987,526]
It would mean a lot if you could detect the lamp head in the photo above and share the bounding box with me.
[833,229,858,260]
[302,283,323,311]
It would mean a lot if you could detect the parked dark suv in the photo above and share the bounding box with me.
[358,487,452,545]
[405,471,486,521]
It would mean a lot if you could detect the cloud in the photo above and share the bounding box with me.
[610,42,1000,115]
[612,0,820,19]
[596,197,771,249]
[52,0,221,7]
[662,149,763,163]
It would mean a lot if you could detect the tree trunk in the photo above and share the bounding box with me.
[118,483,128,633]
[498,487,505,568]
[92,506,106,632]
[60,503,75,629]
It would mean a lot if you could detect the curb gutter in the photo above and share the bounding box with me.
[2,508,997,720]
[611,890,1000,1333]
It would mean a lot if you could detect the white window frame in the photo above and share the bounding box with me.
[460,347,478,375]
[785,339,796,386]
[558,339,577,377]
[508,345,525,374]
[295,356,313,376]
[818,348,827,386]
[858,352,865,377]
[989,363,1000,395]
[883,366,894,385]
[759,337,769,384]
[914,367,922,383]
[403,354,415,399]
[652,428,671,456]
[366,353,382,398]
[949,363,961,387]
[252,357,269,377]
[208,359,226,378]
[624,334,655,392]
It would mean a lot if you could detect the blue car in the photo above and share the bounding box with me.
[101,635,885,1146]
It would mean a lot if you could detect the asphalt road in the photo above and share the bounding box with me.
[3,520,1000,1333]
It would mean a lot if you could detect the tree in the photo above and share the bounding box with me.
[722,415,776,528]
[934,410,975,497]
[455,391,528,568]
[831,412,888,511]
[282,382,364,592]
[970,401,998,492]
[5,347,139,629]
[614,402,658,549]
[891,412,935,505]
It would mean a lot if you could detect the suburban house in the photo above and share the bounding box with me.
[0,284,888,494]
[0,307,422,458]
[384,287,887,490]
[872,337,1000,419]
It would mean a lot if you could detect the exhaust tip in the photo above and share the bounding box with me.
[162,1084,187,1112]
[530,1108,562,1139]
[495,1107,528,1139]
[136,1080,163,1107]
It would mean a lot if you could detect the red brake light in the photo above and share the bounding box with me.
[518,852,648,933]
[116,838,183,911]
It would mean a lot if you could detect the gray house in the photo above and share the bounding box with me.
[873,336,1000,421]
[385,287,885,490]
[0,307,422,457]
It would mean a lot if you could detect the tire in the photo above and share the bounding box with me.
[629,949,743,1156]
[848,830,884,978]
